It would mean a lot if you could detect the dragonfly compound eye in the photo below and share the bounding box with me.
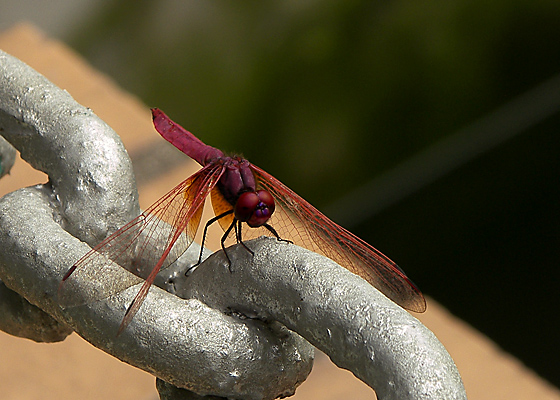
[235,190,275,227]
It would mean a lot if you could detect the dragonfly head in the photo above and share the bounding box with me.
[234,190,275,227]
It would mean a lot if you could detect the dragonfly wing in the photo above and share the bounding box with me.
[58,162,225,309]
[248,164,426,313]
[210,187,235,231]
[117,162,225,333]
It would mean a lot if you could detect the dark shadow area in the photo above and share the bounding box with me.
[356,114,560,385]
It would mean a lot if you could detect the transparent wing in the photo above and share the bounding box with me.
[243,164,426,313]
[210,186,235,231]
[58,163,225,311]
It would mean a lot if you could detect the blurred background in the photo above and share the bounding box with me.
[1,0,559,389]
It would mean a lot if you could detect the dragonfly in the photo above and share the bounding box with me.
[59,108,426,335]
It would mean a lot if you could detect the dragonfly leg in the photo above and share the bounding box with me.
[263,223,293,244]
[235,220,255,257]
[219,219,255,273]
[220,218,236,271]
[188,210,234,275]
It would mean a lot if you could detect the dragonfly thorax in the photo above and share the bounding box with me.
[217,157,257,204]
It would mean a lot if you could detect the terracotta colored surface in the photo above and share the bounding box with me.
[1,24,559,400]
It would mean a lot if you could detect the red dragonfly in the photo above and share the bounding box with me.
[59,109,426,334]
